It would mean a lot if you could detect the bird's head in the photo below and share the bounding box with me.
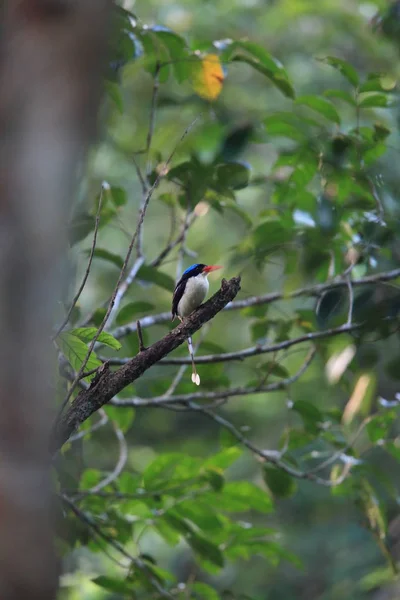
[182,264,222,278]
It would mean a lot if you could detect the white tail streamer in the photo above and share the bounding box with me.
[187,336,200,386]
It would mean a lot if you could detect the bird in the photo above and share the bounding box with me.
[172,263,222,385]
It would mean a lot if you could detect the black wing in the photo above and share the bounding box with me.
[171,278,187,320]
[171,264,205,320]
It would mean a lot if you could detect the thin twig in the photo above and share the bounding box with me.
[79,366,100,380]
[52,187,103,340]
[132,154,147,196]
[136,320,146,352]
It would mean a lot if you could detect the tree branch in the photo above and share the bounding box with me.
[105,321,363,367]
[110,345,315,408]
[110,267,400,341]
[52,276,241,451]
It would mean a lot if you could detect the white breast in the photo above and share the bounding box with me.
[177,273,209,318]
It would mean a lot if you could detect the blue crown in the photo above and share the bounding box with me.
[183,264,201,275]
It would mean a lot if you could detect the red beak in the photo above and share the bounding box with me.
[203,265,223,273]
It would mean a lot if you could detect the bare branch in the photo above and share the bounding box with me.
[105,321,363,367]
[111,346,315,408]
[110,267,400,341]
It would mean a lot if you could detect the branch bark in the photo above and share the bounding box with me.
[53,276,241,452]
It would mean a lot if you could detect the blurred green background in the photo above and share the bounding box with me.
[58,1,400,599]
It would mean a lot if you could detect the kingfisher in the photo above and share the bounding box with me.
[172,263,222,385]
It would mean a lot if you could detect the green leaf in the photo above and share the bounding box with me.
[324,89,357,106]
[108,186,127,206]
[205,469,225,492]
[149,28,189,82]
[68,210,95,246]
[215,162,251,190]
[105,81,124,113]
[80,468,101,490]
[191,582,221,600]
[251,318,270,342]
[292,400,323,433]
[92,576,133,595]
[385,441,400,462]
[214,481,273,513]
[366,411,396,444]
[359,76,396,93]
[316,289,346,328]
[70,327,122,350]
[137,265,175,291]
[155,520,181,546]
[220,40,295,98]
[263,466,297,498]
[358,93,390,108]
[92,248,124,269]
[259,362,289,378]
[248,219,290,267]
[363,142,387,166]
[177,501,222,533]
[116,302,155,325]
[319,56,359,86]
[57,332,101,373]
[143,453,201,490]
[220,428,240,449]
[296,95,340,124]
[245,540,302,568]
[222,201,253,227]
[203,447,242,470]
[104,405,135,433]
[167,160,213,205]
[220,124,254,161]
[187,532,224,568]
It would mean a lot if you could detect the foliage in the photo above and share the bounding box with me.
[56,2,400,599]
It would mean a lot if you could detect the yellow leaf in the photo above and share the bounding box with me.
[192,54,224,101]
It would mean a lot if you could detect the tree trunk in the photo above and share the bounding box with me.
[0,1,111,597]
